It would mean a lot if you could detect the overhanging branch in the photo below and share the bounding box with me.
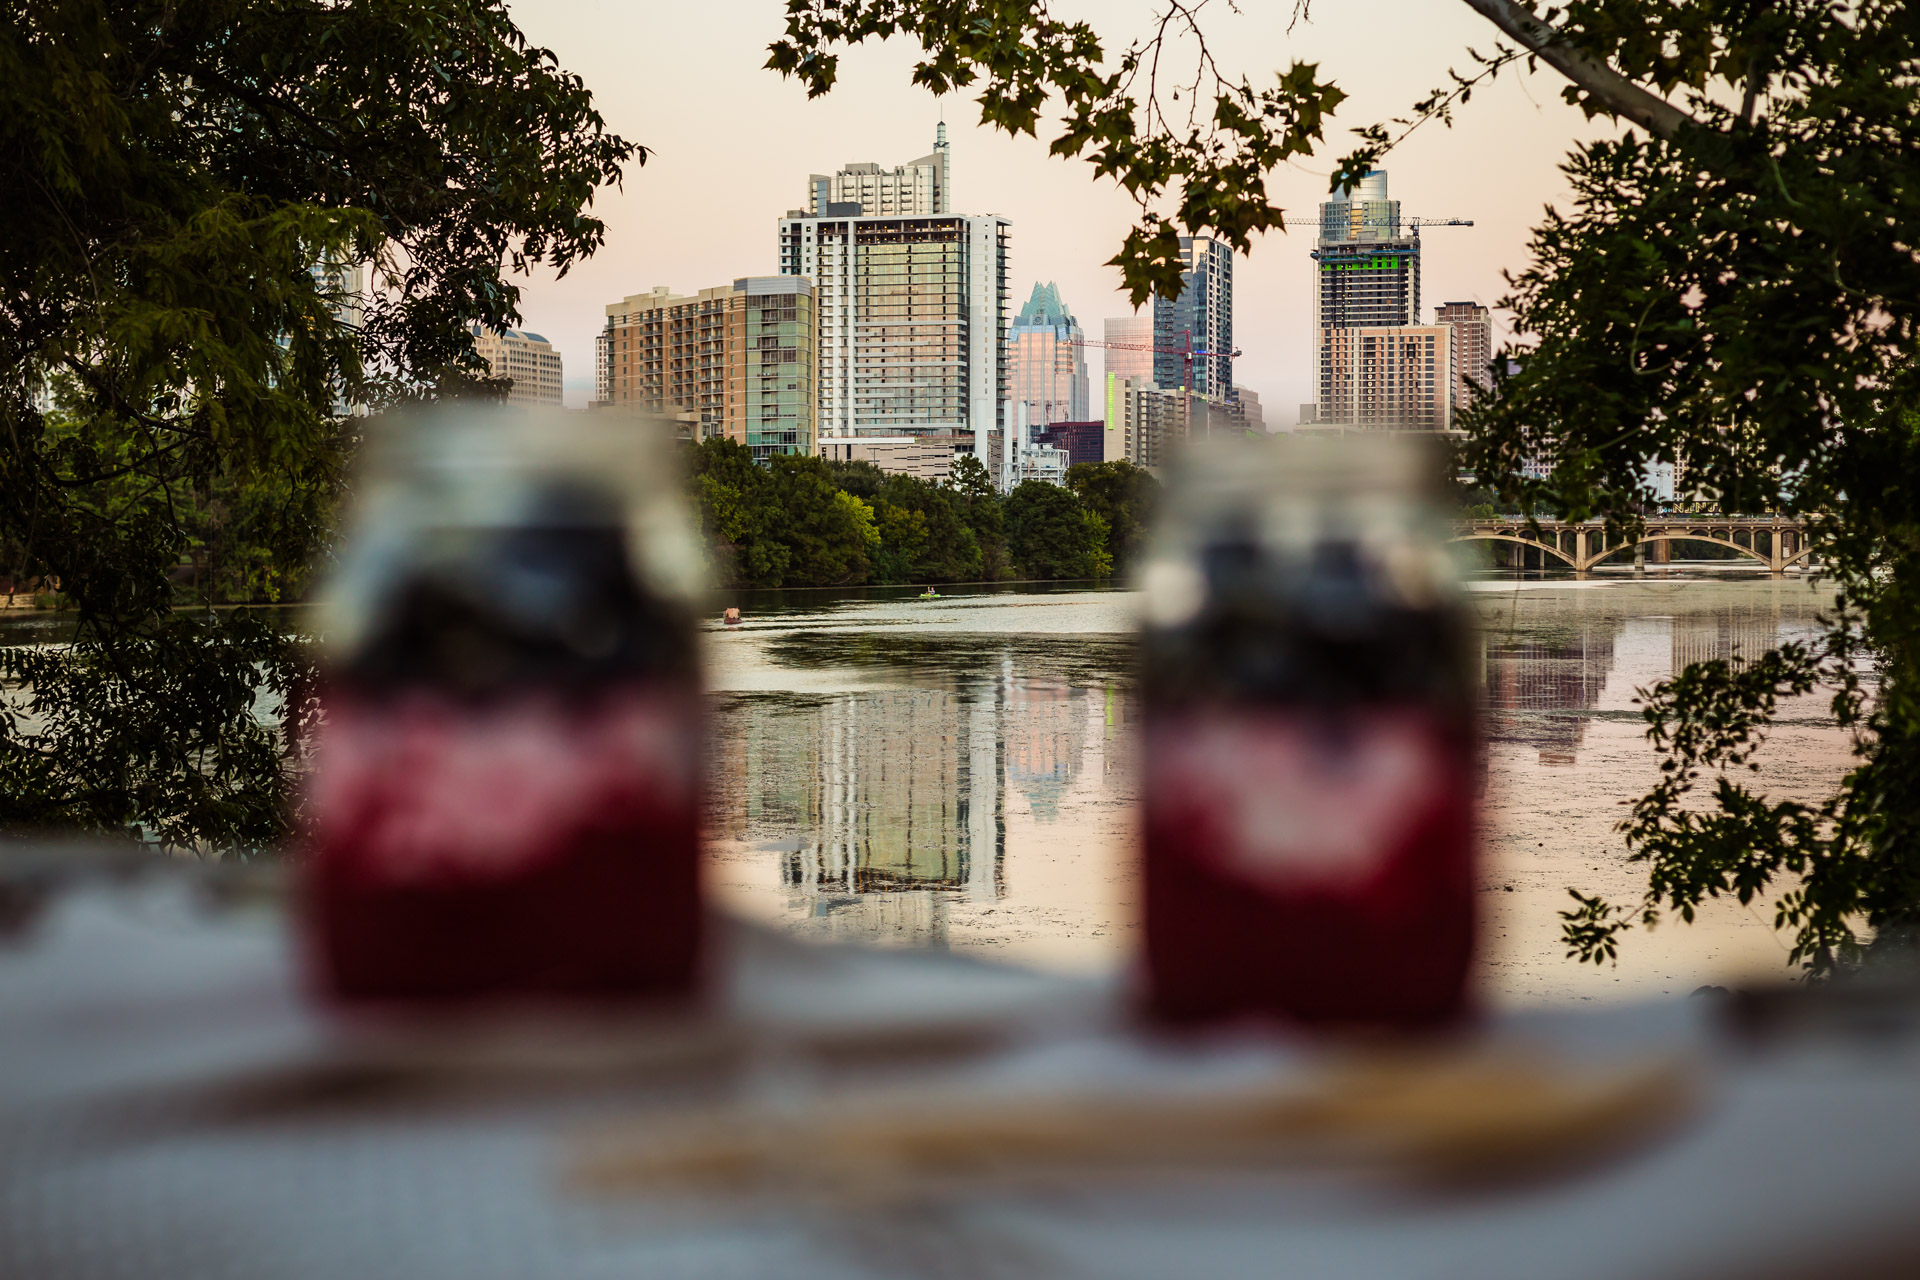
[1459,0,1698,139]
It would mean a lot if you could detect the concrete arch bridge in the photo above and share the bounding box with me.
[1452,516,1814,574]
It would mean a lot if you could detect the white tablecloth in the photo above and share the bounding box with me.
[3,874,1918,1280]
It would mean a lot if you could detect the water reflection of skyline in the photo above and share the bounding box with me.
[1477,584,1815,766]
[1482,630,1617,764]
[707,640,1117,945]
[1669,602,1788,674]
[1005,677,1088,821]
[709,583,1832,949]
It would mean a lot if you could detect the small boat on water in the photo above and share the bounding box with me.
[722,607,743,626]
[918,589,941,601]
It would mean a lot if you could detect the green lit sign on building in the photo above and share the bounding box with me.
[1320,256,1406,272]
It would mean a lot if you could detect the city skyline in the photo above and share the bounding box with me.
[501,0,1611,423]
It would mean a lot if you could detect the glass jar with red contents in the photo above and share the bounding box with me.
[304,409,705,1004]
[1138,436,1478,1030]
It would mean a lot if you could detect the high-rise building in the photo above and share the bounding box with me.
[1008,282,1089,426]
[472,327,564,407]
[808,124,951,217]
[1318,325,1452,431]
[596,277,815,456]
[778,210,1008,460]
[1312,170,1421,420]
[1104,374,1202,469]
[1236,389,1266,433]
[1033,420,1106,469]
[1435,301,1494,410]
[1103,315,1154,387]
[1152,237,1234,398]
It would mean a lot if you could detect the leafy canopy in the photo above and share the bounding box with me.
[689,437,1132,589]
[0,0,635,848]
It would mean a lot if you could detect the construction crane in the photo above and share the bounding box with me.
[1068,332,1241,395]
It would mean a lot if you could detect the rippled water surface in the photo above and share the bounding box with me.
[2,574,1852,1005]
[705,573,1853,1006]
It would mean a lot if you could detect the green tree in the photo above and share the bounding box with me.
[689,437,792,588]
[1,1,634,849]
[824,458,889,501]
[1005,481,1110,582]
[773,0,1920,972]
[689,439,883,589]
[948,453,1011,581]
[1065,460,1159,575]
[766,453,874,587]
[871,473,981,583]
[869,499,930,585]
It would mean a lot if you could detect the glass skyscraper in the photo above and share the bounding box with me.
[1008,282,1090,426]
[1151,236,1234,399]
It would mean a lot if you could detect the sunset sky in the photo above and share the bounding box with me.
[504,0,1613,422]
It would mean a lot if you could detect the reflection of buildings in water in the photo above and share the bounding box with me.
[1099,682,1141,790]
[1481,626,1617,765]
[1670,602,1784,675]
[789,687,1004,899]
[774,679,1005,948]
[1004,678,1088,820]
[708,655,1120,946]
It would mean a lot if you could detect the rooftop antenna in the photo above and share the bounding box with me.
[934,113,950,212]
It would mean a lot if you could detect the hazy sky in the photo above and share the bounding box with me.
[504,0,1610,421]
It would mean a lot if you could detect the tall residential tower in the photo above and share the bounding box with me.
[596,277,814,456]
[1102,315,1154,387]
[472,327,564,407]
[1435,301,1494,410]
[780,129,1009,463]
[808,124,951,217]
[1311,169,1421,422]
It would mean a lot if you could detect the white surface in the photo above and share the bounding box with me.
[3,879,1918,1280]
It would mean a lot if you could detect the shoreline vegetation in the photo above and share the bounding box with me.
[690,438,1156,591]
[0,449,1791,624]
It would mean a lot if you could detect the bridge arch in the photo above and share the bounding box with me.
[1448,532,1579,569]
[1597,531,1771,568]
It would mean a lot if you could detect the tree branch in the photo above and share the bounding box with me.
[1458,0,1698,139]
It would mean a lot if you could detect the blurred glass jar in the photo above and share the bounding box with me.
[304,408,705,1003]
[1138,436,1478,1030]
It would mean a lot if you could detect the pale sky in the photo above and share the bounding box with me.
[504,0,1609,423]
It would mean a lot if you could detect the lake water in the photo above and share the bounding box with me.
[2,572,1852,1006]
[704,572,1854,1007]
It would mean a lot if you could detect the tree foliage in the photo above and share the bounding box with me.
[778,0,1920,972]
[689,438,1135,590]
[0,0,635,848]
[1005,481,1112,582]
[1066,459,1159,573]
[1461,0,1920,974]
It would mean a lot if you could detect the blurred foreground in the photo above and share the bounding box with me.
[3,859,1919,1279]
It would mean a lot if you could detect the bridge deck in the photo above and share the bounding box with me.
[1450,517,1813,573]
